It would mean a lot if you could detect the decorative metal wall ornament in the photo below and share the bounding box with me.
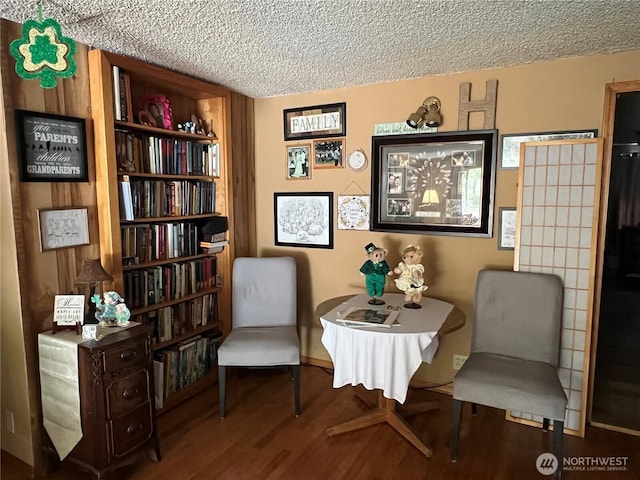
[10,4,77,88]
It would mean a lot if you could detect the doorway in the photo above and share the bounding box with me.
[590,86,640,433]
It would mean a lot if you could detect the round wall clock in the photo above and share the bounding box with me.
[347,149,368,172]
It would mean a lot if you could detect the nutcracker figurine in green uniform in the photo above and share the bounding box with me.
[359,242,393,305]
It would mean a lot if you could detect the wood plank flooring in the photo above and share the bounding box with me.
[2,364,639,479]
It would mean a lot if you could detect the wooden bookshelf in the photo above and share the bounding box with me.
[88,49,234,413]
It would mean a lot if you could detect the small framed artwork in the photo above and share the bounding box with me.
[15,110,89,182]
[38,207,90,251]
[138,94,173,129]
[500,129,597,169]
[337,195,370,230]
[498,207,517,250]
[283,102,346,141]
[371,129,497,237]
[286,143,312,180]
[274,192,334,249]
[313,138,344,169]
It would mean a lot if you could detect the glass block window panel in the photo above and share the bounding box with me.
[512,139,602,438]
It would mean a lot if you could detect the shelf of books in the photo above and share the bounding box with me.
[89,48,234,415]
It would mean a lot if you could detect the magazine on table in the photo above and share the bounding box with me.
[337,306,399,328]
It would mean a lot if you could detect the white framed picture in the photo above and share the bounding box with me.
[498,207,517,250]
[337,195,370,230]
[500,130,597,169]
[38,207,89,251]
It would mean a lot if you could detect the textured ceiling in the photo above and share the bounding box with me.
[2,0,640,98]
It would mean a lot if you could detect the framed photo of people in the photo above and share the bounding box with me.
[313,138,344,169]
[370,130,497,237]
[286,143,312,179]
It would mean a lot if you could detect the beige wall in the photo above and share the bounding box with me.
[254,50,640,386]
[1,19,98,469]
[0,59,34,464]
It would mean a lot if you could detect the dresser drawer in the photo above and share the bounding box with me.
[106,369,150,419]
[109,402,153,458]
[103,338,148,374]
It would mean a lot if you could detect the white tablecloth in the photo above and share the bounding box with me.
[320,293,453,404]
[38,323,138,459]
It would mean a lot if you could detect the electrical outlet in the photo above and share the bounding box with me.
[453,354,468,370]
[6,411,15,434]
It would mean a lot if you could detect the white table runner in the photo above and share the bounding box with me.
[38,323,138,459]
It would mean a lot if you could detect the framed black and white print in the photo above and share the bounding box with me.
[38,207,90,251]
[500,129,597,169]
[15,110,89,182]
[371,130,497,237]
[498,207,517,250]
[274,192,333,248]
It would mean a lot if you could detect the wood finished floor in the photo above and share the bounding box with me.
[2,365,639,480]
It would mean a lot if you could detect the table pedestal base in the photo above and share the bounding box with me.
[326,390,437,457]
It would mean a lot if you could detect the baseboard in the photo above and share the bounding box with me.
[1,449,34,477]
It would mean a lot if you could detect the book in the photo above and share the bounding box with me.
[337,306,399,328]
[200,240,228,254]
[119,176,134,221]
[112,65,121,121]
[203,231,226,243]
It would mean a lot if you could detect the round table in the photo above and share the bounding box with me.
[317,292,464,457]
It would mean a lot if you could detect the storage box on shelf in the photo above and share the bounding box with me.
[89,49,233,415]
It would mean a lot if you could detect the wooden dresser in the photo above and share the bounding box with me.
[51,324,161,478]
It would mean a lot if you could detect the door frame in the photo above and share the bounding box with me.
[587,80,640,436]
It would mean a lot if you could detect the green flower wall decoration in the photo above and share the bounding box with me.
[10,16,76,89]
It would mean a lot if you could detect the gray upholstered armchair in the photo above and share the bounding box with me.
[451,270,567,479]
[217,256,301,417]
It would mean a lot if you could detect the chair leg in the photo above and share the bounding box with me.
[218,365,226,418]
[543,418,550,431]
[450,399,462,462]
[292,365,301,416]
[553,420,564,480]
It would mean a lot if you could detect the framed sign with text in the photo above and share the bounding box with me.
[283,102,346,141]
[15,110,89,182]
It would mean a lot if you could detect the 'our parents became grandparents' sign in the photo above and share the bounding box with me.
[16,110,88,182]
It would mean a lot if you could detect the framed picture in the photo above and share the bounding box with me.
[138,94,172,129]
[313,138,344,168]
[286,143,312,179]
[371,129,497,237]
[274,192,334,249]
[38,207,90,251]
[337,194,370,230]
[283,102,346,141]
[500,129,598,169]
[498,207,517,250]
[15,110,88,182]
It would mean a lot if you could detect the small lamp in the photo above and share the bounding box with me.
[75,258,112,325]
[407,96,442,128]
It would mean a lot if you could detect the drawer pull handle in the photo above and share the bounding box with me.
[127,423,143,435]
[120,350,137,361]
[122,388,139,400]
